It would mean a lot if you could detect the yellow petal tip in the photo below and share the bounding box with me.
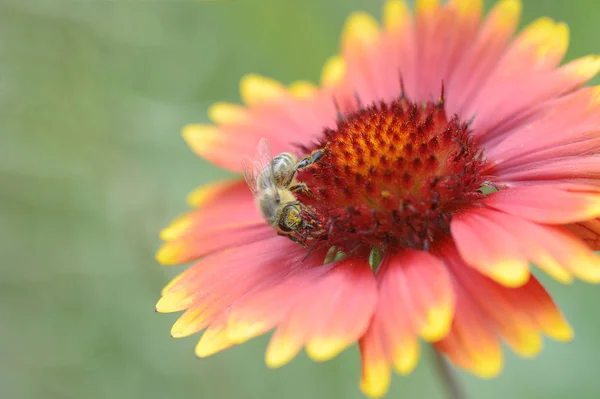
[288,80,317,99]
[416,0,440,15]
[240,74,286,106]
[305,338,348,362]
[320,55,346,86]
[265,335,301,368]
[155,242,184,266]
[155,291,190,313]
[420,304,454,342]
[208,102,248,125]
[511,333,543,358]
[391,341,420,375]
[489,261,530,287]
[492,0,522,30]
[182,124,220,156]
[567,55,600,81]
[360,362,391,399]
[226,320,268,344]
[472,354,503,378]
[383,0,410,31]
[452,0,483,18]
[545,319,574,342]
[342,12,380,49]
[195,329,233,358]
[160,215,192,241]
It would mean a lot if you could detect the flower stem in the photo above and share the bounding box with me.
[430,345,466,399]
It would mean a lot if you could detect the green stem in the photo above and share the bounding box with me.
[430,346,466,399]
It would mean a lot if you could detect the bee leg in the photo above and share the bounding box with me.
[289,182,312,196]
[287,235,308,249]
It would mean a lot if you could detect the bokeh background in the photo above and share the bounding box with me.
[3,0,600,398]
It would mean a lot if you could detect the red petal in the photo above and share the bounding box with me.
[483,186,600,224]
[158,238,324,337]
[453,208,600,284]
[413,0,483,102]
[451,209,530,287]
[358,249,454,397]
[434,242,573,377]
[490,155,600,184]
[485,87,600,169]
[266,257,377,366]
[447,0,521,116]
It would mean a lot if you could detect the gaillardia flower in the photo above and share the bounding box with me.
[157,0,600,396]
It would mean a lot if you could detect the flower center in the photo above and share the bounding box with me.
[298,96,487,253]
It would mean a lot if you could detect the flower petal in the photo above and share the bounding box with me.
[414,0,483,101]
[380,0,415,100]
[471,55,600,141]
[454,208,600,284]
[160,180,259,241]
[358,249,454,397]
[484,86,600,168]
[156,224,273,266]
[451,209,531,287]
[240,74,288,107]
[435,242,572,376]
[483,186,600,224]
[294,257,378,363]
[447,0,521,116]
[223,256,378,367]
[340,12,385,106]
[159,238,318,337]
[492,154,600,184]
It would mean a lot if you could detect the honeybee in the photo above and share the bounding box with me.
[242,138,326,247]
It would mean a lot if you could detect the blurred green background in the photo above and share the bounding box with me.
[3,0,600,398]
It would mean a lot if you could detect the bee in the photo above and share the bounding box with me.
[242,138,326,247]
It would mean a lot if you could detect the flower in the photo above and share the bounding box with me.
[156,0,600,397]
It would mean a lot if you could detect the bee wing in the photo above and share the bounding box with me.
[241,138,276,196]
[241,157,260,196]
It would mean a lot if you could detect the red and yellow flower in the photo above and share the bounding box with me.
[157,0,600,397]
